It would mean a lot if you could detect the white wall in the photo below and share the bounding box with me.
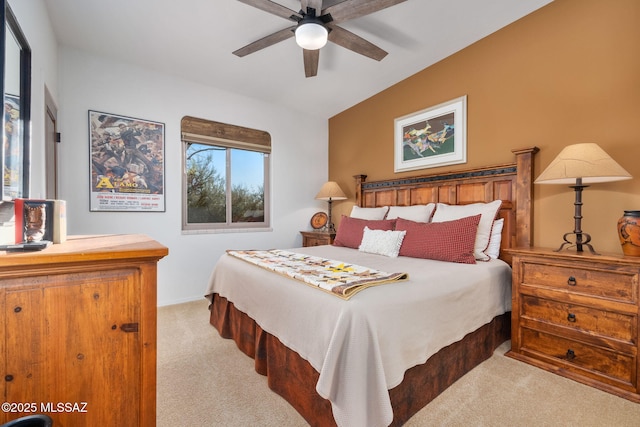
[8,1,330,306]
[56,47,329,305]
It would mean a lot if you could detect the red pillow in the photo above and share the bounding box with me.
[395,215,481,264]
[333,215,396,249]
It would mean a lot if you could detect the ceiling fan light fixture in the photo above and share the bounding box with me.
[295,20,328,50]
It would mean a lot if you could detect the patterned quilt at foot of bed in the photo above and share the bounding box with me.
[226,249,409,299]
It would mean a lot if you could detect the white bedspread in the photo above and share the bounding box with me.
[206,245,511,427]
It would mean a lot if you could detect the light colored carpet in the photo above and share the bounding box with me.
[157,300,640,426]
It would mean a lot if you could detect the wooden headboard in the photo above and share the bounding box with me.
[354,147,539,265]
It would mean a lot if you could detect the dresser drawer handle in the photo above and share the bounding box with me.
[567,276,577,286]
[120,323,139,333]
[566,349,576,360]
[567,313,576,322]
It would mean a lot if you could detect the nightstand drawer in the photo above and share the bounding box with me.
[521,295,636,344]
[521,328,636,390]
[306,237,329,246]
[520,261,636,303]
[300,231,335,247]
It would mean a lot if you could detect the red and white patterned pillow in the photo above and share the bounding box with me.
[431,200,502,261]
[395,215,481,264]
[333,215,396,249]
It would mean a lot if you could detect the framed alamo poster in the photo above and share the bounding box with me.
[89,110,165,212]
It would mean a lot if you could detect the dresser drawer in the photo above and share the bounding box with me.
[520,261,636,303]
[521,328,636,390]
[521,295,636,344]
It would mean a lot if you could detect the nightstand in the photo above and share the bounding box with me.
[507,247,640,403]
[300,230,335,247]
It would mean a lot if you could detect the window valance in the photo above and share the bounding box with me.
[181,116,271,153]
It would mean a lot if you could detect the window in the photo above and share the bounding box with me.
[182,116,270,231]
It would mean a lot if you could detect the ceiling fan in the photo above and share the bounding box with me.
[233,0,407,77]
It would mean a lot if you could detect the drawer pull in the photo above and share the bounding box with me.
[567,276,577,286]
[566,349,576,360]
[120,323,139,333]
[567,313,576,322]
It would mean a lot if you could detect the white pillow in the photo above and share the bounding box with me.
[431,200,502,261]
[486,218,504,259]
[386,204,436,222]
[358,227,406,258]
[350,205,389,220]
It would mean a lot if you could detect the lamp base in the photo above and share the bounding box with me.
[326,200,335,234]
[554,178,599,255]
[555,231,598,255]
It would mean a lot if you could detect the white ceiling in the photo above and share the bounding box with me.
[43,0,553,119]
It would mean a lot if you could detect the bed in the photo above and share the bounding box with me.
[206,147,538,427]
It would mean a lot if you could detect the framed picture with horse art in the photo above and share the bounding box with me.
[394,95,467,173]
[88,110,166,212]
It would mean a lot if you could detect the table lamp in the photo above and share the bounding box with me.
[315,181,347,233]
[535,143,632,254]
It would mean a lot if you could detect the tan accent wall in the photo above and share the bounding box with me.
[328,0,640,254]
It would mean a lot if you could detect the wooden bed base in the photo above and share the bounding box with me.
[208,147,538,426]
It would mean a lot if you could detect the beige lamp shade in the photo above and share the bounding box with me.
[535,143,632,185]
[315,181,347,201]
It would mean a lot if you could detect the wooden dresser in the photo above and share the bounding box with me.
[507,247,640,402]
[0,234,168,426]
[300,230,335,247]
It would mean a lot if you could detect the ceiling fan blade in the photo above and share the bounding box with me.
[323,0,407,24]
[327,24,387,61]
[233,26,296,57]
[303,49,319,78]
[237,0,301,21]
